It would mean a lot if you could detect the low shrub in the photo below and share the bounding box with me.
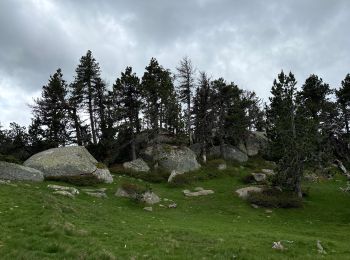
[45,175,102,186]
[96,162,107,169]
[121,182,148,195]
[0,154,22,164]
[247,188,303,208]
[241,174,256,184]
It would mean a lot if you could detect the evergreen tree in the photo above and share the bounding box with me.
[193,72,214,163]
[141,58,180,134]
[176,57,196,144]
[336,74,350,135]
[266,71,304,197]
[32,68,69,147]
[112,66,141,160]
[74,50,102,144]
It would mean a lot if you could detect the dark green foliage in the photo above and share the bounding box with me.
[247,189,303,208]
[241,174,256,184]
[73,50,103,144]
[31,68,69,148]
[141,58,183,134]
[45,175,103,186]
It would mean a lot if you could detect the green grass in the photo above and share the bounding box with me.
[0,161,350,259]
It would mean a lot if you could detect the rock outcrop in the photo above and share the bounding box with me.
[123,158,150,172]
[236,186,264,199]
[142,144,200,173]
[239,131,268,157]
[0,161,44,182]
[209,145,248,162]
[24,146,113,184]
[115,187,160,204]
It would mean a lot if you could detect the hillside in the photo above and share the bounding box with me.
[1,160,350,259]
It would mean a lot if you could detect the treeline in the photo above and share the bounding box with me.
[1,50,350,197]
[0,51,264,163]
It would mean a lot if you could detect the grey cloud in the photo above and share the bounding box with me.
[0,0,350,127]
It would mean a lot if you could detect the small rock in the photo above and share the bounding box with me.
[261,169,275,175]
[53,190,75,198]
[251,204,259,209]
[86,192,107,198]
[141,191,160,205]
[252,173,266,182]
[82,188,107,193]
[236,186,263,199]
[168,203,177,208]
[218,163,227,170]
[265,209,273,213]
[48,184,79,195]
[317,240,326,254]
[143,207,153,212]
[272,241,284,250]
[184,189,214,197]
[183,189,191,194]
[194,187,204,191]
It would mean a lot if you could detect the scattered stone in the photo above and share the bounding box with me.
[53,190,75,198]
[272,241,284,250]
[143,207,153,212]
[141,191,160,205]
[82,188,107,193]
[317,240,326,254]
[24,146,113,184]
[218,163,227,170]
[159,204,166,208]
[251,204,259,209]
[236,186,263,199]
[194,187,204,191]
[47,184,79,195]
[0,161,44,182]
[123,158,150,172]
[265,209,273,213]
[252,173,266,182]
[183,188,214,197]
[85,192,107,198]
[168,203,177,208]
[261,169,275,175]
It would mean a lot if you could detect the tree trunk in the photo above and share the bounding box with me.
[343,105,349,135]
[131,130,137,160]
[72,108,82,145]
[88,90,97,144]
[187,98,192,145]
[219,137,225,159]
[202,141,207,164]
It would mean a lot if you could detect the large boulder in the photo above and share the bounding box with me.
[209,145,248,162]
[142,144,200,173]
[123,158,150,172]
[0,161,44,182]
[24,146,113,183]
[239,131,268,157]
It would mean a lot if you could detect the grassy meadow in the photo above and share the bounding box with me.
[0,159,350,259]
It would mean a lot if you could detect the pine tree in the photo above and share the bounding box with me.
[74,50,102,144]
[141,58,179,134]
[112,66,141,160]
[176,57,196,144]
[193,72,214,163]
[336,74,350,135]
[32,68,69,147]
[266,71,304,197]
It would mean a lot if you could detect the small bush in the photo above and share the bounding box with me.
[45,175,101,186]
[247,189,303,208]
[110,164,169,183]
[241,174,256,184]
[0,154,22,164]
[96,162,107,169]
[121,182,148,195]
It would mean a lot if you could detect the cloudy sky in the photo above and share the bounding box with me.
[1,0,350,128]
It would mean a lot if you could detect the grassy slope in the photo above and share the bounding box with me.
[0,162,350,259]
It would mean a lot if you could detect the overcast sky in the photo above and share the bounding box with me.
[1,0,350,128]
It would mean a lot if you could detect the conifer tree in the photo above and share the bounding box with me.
[176,57,196,144]
[336,74,350,135]
[193,72,214,163]
[73,50,102,144]
[112,66,141,160]
[32,68,69,147]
